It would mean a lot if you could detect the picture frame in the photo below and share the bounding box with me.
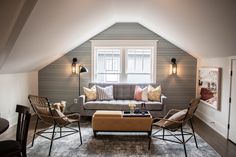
[198,67,221,110]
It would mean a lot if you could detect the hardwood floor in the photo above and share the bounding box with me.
[192,117,236,157]
[0,115,235,157]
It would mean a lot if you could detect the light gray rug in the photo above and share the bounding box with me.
[27,121,221,157]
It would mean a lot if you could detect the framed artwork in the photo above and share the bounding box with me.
[198,67,221,110]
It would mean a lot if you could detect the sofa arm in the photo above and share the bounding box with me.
[161,94,167,104]
[79,95,86,108]
[161,94,167,116]
[66,95,86,115]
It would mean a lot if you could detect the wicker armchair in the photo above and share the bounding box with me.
[28,95,82,156]
[150,98,200,157]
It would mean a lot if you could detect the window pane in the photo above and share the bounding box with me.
[127,74,151,83]
[95,48,121,83]
[96,48,121,73]
[96,74,120,83]
[127,48,151,73]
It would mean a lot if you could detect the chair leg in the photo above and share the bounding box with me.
[78,122,82,145]
[181,126,187,157]
[22,148,27,157]
[17,152,22,157]
[31,117,39,147]
[148,131,151,150]
[60,127,62,137]
[162,128,165,140]
[49,124,56,156]
[190,119,198,148]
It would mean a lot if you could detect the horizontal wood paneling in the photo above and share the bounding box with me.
[39,23,196,112]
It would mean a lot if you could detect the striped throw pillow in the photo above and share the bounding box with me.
[96,85,114,100]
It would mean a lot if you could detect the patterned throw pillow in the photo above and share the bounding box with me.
[148,85,161,101]
[96,85,114,100]
[83,85,96,101]
[134,86,148,101]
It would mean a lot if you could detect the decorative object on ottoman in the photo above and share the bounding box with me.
[128,103,136,114]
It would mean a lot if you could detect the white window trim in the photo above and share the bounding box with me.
[91,40,157,83]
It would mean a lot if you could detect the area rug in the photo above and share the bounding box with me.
[27,121,221,157]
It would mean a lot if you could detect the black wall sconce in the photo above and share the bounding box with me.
[72,58,78,74]
[171,58,177,75]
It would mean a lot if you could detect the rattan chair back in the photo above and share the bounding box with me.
[28,95,55,125]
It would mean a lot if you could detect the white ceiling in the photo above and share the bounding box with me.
[1,0,236,73]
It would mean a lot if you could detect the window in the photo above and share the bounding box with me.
[96,48,121,82]
[91,40,157,83]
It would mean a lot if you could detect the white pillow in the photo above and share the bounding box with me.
[164,109,187,127]
[96,85,114,100]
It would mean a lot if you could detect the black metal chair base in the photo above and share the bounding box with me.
[150,123,198,157]
[31,118,82,156]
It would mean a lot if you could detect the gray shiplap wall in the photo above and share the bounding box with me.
[39,23,196,111]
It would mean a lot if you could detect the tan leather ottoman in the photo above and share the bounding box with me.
[92,110,152,135]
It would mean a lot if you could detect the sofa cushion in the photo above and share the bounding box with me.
[96,85,114,100]
[83,100,163,111]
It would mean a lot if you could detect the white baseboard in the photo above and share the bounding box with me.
[195,110,227,138]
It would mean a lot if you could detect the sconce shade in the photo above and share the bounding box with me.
[171,58,177,74]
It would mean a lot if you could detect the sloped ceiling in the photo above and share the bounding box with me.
[0,0,236,74]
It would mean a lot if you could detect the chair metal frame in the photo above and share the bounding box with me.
[150,98,200,157]
[28,95,82,156]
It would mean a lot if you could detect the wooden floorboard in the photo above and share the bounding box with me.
[0,115,235,157]
[192,117,236,157]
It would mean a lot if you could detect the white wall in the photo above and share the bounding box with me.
[0,71,38,126]
[195,57,231,138]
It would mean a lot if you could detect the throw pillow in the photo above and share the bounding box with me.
[96,85,114,100]
[83,85,96,101]
[164,109,187,127]
[148,85,161,101]
[52,109,68,126]
[134,86,148,101]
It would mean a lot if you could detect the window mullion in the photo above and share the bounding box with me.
[121,48,126,83]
